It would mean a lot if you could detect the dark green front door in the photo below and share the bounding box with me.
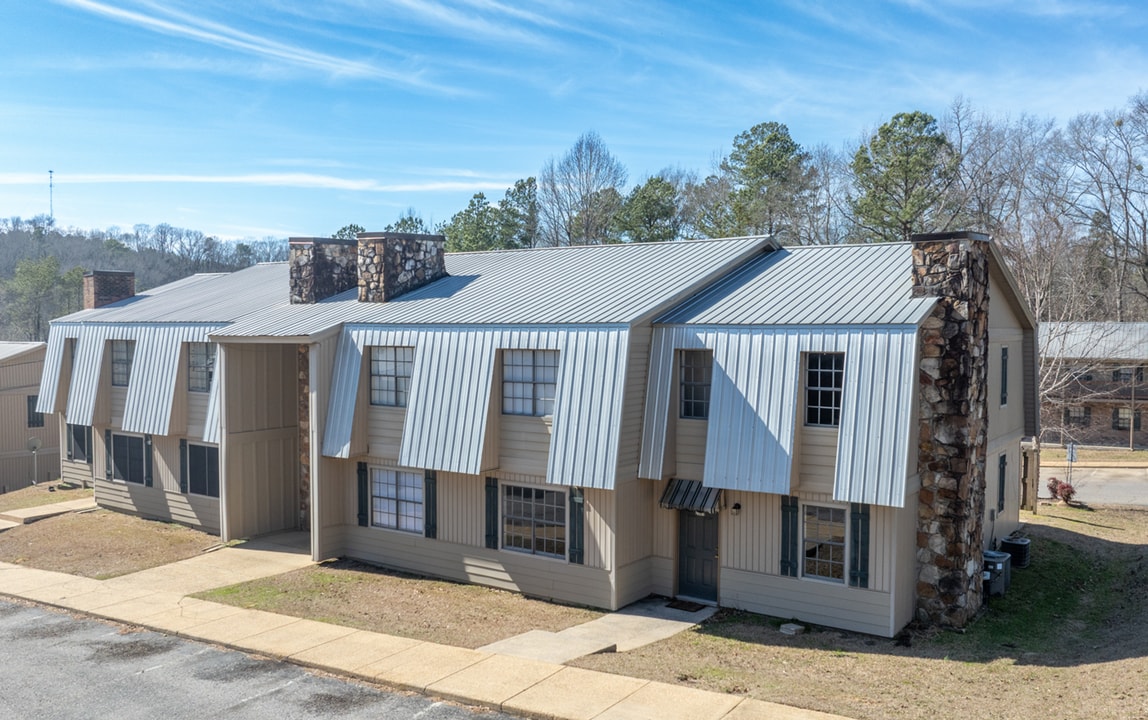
[678,510,718,601]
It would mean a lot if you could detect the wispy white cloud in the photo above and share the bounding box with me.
[55,0,466,93]
[0,171,513,193]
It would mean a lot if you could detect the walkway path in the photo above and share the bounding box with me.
[0,504,847,720]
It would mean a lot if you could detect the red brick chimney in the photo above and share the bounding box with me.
[83,270,135,309]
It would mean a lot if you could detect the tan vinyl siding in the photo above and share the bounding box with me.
[60,457,95,487]
[722,569,894,636]
[367,406,406,460]
[582,487,613,572]
[168,345,189,437]
[110,387,127,427]
[437,470,485,547]
[94,478,220,535]
[498,415,551,477]
[187,391,210,439]
[893,490,919,633]
[720,491,780,574]
[796,426,837,494]
[675,418,707,480]
[221,344,298,540]
[0,352,60,489]
[614,477,654,568]
[649,477,677,596]
[311,337,342,561]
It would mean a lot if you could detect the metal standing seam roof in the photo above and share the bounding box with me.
[216,237,771,338]
[657,242,937,327]
[1041,322,1148,361]
[0,342,44,363]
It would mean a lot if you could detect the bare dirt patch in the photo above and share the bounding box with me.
[196,558,604,649]
[570,504,1148,720]
[0,482,92,513]
[0,509,217,578]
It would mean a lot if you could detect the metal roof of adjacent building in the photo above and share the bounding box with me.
[1042,322,1148,361]
[216,237,771,338]
[0,342,45,363]
[656,242,937,327]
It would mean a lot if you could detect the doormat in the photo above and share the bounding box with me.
[667,599,706,612]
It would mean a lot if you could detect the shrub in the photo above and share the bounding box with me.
[1055,482,1077,503]
[1047,477,1061,497]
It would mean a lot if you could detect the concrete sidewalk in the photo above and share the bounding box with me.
[0,532,848,720]
[0,496,98,526]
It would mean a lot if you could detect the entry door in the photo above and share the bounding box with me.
[678,510,719,601]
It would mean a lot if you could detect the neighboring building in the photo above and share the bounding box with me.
[38,231,1039,637]
[0,342,59,492]
[1041,322,1148,449]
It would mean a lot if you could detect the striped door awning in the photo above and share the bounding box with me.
[659,478,722,514]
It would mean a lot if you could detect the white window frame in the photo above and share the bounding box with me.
[369,346,414,407]
[801,502,848,584]
[111,340,135,387]
[805,352,844,427]
[370,466,424,534]
[502,483,567,559]
[502,350,558,417]
[679,350,712,419]
[1066,405,1088,426]
[188,343,216,393]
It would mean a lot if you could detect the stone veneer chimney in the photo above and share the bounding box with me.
[911,231,990,628]
[288,238,359,304]
[357,232,447,302]
[83,270,135,309]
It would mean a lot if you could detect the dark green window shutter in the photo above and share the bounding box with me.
[484,477,499,549]
[424,470,437,539]
[1113,407,1120,430]
[568,487,584,565]
[1062,407,1070,426]
[1000,347,1008,405]
[780,496,799,577]
[179,439,188,494]
[144,435,154,487]
[105,429,113,480]
[66,425,74,461]
[1136,411,1143,431]
[356,462,369,527]
[849,503,870,588]
[997,455,1007,512]
[1085,407,1092,425]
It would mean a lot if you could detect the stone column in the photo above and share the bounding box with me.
[912,232,990,628]
[357,232,447,302]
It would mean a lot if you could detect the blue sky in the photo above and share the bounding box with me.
[2,0,1146,240]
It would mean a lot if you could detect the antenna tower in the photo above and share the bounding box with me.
[49,170,54,219]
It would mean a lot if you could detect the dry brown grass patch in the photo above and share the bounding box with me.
[0,483,93,513]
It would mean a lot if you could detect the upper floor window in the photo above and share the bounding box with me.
[1113,366,1144,383]
[26,395,44,428]
[111,340,135,387]
[1071,367,1093,382]
[370,346,414,407]
[805,352,845,427]
[502,350,557,417]
[680,350,713,419]
[1000,346,1009,405]
[188,343,216,393]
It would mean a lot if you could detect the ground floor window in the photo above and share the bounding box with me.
[186,443,219,498]
[803,504,846,582]
[67,424,93,464]
[371,467,423,533]
[111,434,146,484]
[1064,405,1090,427]
[503,485,566,558]
[1113,407,1142,431]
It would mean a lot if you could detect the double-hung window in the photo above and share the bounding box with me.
[680,350,712,419]
[502,485,566,558]
[805,352,845,427]
[111,434,146,484]
[1064,406,1090,427]
[186,443,220,497]
[370,346,414,407]
[370,467,424,533]
[188,343,216,393]
[802,504,847,582]
[26,395,44,428]
[111,340,135,387]
[502,350,558,417]
[1114,407,1141,431]
[1113,366,1144,383]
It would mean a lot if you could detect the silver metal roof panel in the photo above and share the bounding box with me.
[1042,322,1148,361]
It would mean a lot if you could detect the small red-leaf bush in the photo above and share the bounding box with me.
[1047,477,1061,497]
[1055,482,1077,503]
